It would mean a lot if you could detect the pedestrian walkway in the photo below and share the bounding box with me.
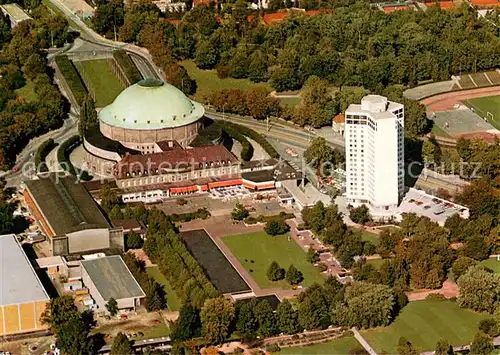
[351,327,378,355]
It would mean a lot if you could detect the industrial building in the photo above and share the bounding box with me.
[345,95,405,210]
[0,234,50,337]
[0,3,31,27]
[23,173,124,256]
[80,256,145,312]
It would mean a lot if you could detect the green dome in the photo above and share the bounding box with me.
[99,79,204,130]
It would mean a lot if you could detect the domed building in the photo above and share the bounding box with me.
[99,78,204,152]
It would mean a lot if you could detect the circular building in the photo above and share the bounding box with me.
[99,78,204,152]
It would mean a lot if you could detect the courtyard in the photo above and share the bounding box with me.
[222,231,325,289]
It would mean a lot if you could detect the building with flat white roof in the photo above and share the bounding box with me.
[0,234,50,336]
[345,95,404,210]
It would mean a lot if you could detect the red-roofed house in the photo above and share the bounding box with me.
[382,4,409,13]
[470,0,500,6]
[332,114,345,135]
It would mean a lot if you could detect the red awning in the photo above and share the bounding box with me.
[257,183,275,190]
[208,179,242,189]
[170,185,198,194]
[199,184,209,191]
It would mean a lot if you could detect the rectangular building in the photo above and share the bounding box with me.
[0,4,31,27]
[23,173,124,256]
[80,256,145,313]
[0,234,49,336]
[345,95,404,209]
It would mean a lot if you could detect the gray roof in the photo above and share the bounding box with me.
[0,234,49,306]
[81,256,145,301]
[25,174,110,236]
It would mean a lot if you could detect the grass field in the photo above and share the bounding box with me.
[430,122,451,138]
[464,95,500,130]
[180,60,272,101]
[222,231,324,289]
[349,227,380,246]
[15,80,37,102]
[278,97,301,108]
[75,60,124,107]
[278,336,359,354]
[146,266,182,311]
[362,299,489,353]
[481,257,500,273]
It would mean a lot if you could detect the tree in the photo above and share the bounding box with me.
[276,300,299,334]
[285,265,303,285]
[264,219,290,236]
[173,304,201,341]
[462,236,490,261]
[307,248,319,263]
[397,336,418,355]
[200,297,235,344]
[111,332,133,355]
[100,183,120,213]
[108,204,123,220]
[304,137,334,169]
[434,339,453,355]
[254,300,277,337]
[125,231,143,250]
[194,39,217,69]
[451,256,478,280]
[457,265,500,313]
[349,205,371,225]
[297,284,330,330]
[231,203,249,221]
[106,298,118,316]
[470,331,493,355]
[235,300,257,336]
[41,295,79,333]
[56,316,93,355]
[22,53,46,80]
[267,261,285,281]
[478,318,499,337]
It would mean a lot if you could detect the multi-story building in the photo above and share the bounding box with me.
[345,95,404,210]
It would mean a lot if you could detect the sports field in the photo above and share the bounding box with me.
[146,266,182,311]
[464,95,500,130]
[361,299,489,353]
[278,336,359,354]
[75,60,124,107]
[222,231,324,289]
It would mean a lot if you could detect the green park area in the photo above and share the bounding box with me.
[464,95,500,129]
[15,80,37,102]
[430,122,452,138]
[481,257,500,273]
[75,60,124,107]
[146,266,182,311]
[222,231,324,289]
[180,60,272,101]
[278,336,359,354]
[361,299,489,353]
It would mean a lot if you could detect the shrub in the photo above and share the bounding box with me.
[264,219,290,236]
[35,138,57,173]
[113,50,143,85]
[244,216,258,225]
[54,55,87,105]
[170,208,211,222]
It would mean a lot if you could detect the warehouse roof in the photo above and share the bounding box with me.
[24,174,110,236]
[0,234,49,306]
[80,256,145,301]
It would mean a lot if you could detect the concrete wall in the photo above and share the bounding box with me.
[109,227,125,251]
[81,266,106,312]
[0,300,49,336]
[67,228,110,254]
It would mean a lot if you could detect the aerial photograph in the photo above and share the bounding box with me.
[0,0,498,353]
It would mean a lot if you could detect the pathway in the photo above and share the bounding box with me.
[351,327,378,355]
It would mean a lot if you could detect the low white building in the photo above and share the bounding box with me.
[80,255,145,313]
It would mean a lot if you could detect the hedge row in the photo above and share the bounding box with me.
[218,120,279,159]
[35,138,57,173]
[54,55,87,105]
[245,212,295,225]
[217,121,254,161]
[57,135,92,181]
[113,50,143,85]
[170,208,211,222]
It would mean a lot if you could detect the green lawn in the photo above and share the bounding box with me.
[481,257,500,273]
[137,321,170,340]
[15,80,37,102]
[278,97,301,108]
[278,336,359,354]
[464,95,500,130]
[75,60,124,107]
[146,266,182,311]
[349,227,379,246]
[362,300,489,353]
[180,60,272,101]
[366,258,385,269]
[222,232,325,289]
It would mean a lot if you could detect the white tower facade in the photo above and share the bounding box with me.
[345,95,404,210]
